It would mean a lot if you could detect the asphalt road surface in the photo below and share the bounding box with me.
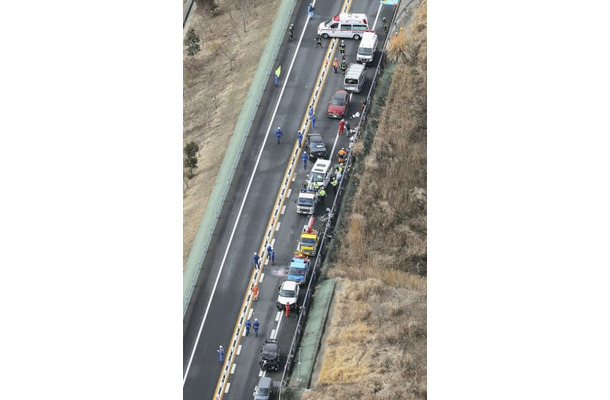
[183,0,394,398]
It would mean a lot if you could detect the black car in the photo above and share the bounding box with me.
[259,339,281,371]
[307,132,328,161]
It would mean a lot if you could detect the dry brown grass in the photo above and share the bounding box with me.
[306,0,427,398]
[183,0,281,265]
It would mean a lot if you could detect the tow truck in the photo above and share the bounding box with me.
[296,217,320,256]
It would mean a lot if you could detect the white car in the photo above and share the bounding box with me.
[276,280,299,311]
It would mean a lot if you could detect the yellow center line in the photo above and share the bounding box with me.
[213,1,352,398]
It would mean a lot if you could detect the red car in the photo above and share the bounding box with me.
[326,90,350,119]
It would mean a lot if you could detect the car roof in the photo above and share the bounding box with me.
[281,280,299,290]
[333,89,348,97]
[309,132,324,140]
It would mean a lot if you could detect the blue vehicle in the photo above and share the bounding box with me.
[287,257,311,285]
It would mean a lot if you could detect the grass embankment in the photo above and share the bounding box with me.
[183,0,281,266]
[304,1,427,398]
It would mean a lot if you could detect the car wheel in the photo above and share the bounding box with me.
[353,34,361,40]
[322,33,329,39]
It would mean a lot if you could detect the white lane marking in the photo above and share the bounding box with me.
[287,188,292,197]
[259,369,264,377]
[237,345,242,355]
[271,238,275,248]
[271,314,283,340]
[248,308,253,319]
[281,205,287,215]
[231,364,236,374]
[372,3,384,30]
[184,3,328,386]
[275,222,281,232]
[225,382,231,394]
[275,311,281,321]
[292,175,296,182]
[260,273,265,283]
[242,329,247,337]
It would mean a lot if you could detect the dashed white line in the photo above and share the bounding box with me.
[272,314,283,339]
[287,188,292,197]
[260,273,265,282]
[259,369,264,377]
[275,222,281,232]
[231,364,236,374]
[281,205,287,215]
[270,328,276,339]
[237,345,242,355]
[275,311,281,321]
[248,308,253,319]
[225,382,231,394]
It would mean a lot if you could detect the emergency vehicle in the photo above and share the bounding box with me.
[317,13,370,40]
[297,217,320,256]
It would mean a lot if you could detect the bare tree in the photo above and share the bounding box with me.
[218,38,237,70]
[234,0,252,32]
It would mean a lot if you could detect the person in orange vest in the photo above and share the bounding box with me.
[337,147,347,163]
[252,284,259,301]
[332,58,339,73]
[285,302,290,318]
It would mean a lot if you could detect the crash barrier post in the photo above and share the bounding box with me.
[183,0,300,319]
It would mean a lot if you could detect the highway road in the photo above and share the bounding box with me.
[183,0,395,398]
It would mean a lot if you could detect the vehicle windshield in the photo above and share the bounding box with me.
[297,197,313,206]
[301,237,316,246]
[345,78,358,84]
[331,94,345,106]
[279,288,296,297]
[310,141,325,149]
[289,267,306,276]
[262,345,278,358]
[311,172,324,182]
[358,47,373,55]
[323,18,333,26]
[256,387,270,396]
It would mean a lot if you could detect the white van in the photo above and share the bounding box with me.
[317,13,369,40]
[357,32,378,65]
[344,63,367,93]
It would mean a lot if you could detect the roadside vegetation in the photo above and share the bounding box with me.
[304,0,427,398]
[183,0,281,265]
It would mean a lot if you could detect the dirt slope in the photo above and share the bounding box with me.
[183,0,281,267]
[304,0,427,398]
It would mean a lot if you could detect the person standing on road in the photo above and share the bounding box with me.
[253,318,260,337]
[270,248,275,265]
[285,302,290,317]
[218,345,225,364]
[344,120,351,135]
[253,252,260,269]
[311,113,316,128]
[307,3,313,18]
[266,245,273,261]
[339,40,345,56]
[252,284,259,301]
[333,57,339,73]
[340,58,347,74]
[318,188,326,205]
[302,151,308,169]
[245,319,251,336]
[297,130,303,147]
[315,34,322,48]
[337,148,347,163]
[275,127,283,144]
[338,119,345,136]
[330,176,338,193]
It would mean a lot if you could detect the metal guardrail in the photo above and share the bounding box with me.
[183,0,195,28]
[277,3,401,393]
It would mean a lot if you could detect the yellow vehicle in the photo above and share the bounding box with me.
[297,217,319,256]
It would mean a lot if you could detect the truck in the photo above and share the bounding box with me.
[287,256,311,285]
[297,217,320,256]
[296,159,332,214]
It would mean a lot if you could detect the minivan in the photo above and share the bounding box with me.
[343,63,367,93]
[357,31,378,64]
